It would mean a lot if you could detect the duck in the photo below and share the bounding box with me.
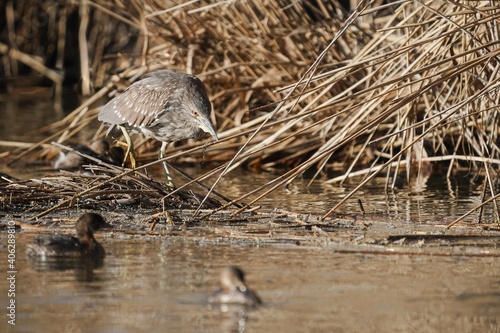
[208,266,262,306]
[26,213,111,260]
[54,140,124,170]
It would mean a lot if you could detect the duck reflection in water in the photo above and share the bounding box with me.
[208,266,262,307]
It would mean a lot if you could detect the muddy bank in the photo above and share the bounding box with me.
[4,204,500,257]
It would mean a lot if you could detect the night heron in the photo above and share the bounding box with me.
[208,266,262,306]
[98,70,219,187]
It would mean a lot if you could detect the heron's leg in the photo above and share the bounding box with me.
[119,126,136,168]
[159,141,175,189]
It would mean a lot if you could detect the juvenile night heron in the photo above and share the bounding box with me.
[98,70,219,187]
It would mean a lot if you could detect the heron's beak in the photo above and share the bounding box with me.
[197,115,219,141]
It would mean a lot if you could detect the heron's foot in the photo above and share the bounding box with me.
[114,140,136,169]
[164,175,175,190]
[127,152,136,169]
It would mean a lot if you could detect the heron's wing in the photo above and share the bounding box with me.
[99,76,181,129]
[98,94,127,126]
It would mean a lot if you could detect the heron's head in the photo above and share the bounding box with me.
[190,108,219,141]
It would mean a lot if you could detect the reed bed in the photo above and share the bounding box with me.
[1,144,223,219]
[2,0,500,222]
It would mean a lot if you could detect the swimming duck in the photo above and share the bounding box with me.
[54,140,124,170]
[27,213,111,259]
[208,266,262,306]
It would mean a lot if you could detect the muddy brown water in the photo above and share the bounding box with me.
[1,90,500,332]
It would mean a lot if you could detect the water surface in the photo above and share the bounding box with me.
[1,235,499,333]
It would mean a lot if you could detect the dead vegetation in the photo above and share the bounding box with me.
[1,0,499,223]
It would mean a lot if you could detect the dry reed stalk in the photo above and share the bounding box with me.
[78,0,91,96]
[217,0,500,217]
[0,42,62,84]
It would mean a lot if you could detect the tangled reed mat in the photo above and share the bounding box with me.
[2,146,500,257]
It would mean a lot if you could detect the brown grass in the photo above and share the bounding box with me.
[1,0,499,223]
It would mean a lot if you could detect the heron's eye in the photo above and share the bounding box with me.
[193,110,199,117]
